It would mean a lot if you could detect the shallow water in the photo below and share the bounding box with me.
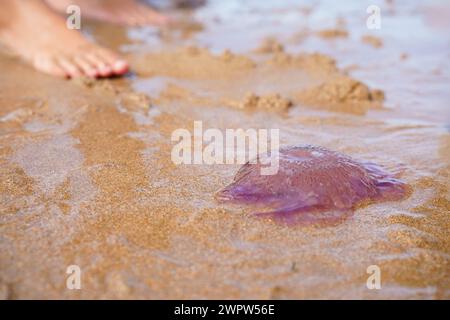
[0,0,449,299]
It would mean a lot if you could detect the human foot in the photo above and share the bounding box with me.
[46,0,170,27]
[0,0,129,78]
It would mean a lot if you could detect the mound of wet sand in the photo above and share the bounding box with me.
[362,35,383,48]
[133,46,255,80]
[133,46,383,114]
[253,37,285,54]
[266,51,339,76]
[316,28,349,39]
[296,75,385,113]
[227,93,293,112]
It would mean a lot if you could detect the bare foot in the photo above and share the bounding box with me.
[46,0,170,26]
[0,0,129,78]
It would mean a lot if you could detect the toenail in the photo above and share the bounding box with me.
[114,60,129,72]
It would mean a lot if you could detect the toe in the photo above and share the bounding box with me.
[73,56,99,78]
[57,56,83,78]
[97,49,129,75]
[85,53,114,77]
[112,59,129,75]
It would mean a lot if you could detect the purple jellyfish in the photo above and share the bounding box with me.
[216,145,407,225]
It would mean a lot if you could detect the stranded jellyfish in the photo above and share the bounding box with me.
[216,145,407,225]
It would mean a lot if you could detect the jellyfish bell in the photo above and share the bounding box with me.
[216,145,408,226]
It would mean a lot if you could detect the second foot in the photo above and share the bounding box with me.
[46,0,170,27]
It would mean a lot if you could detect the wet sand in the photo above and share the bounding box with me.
[0,0,449,299]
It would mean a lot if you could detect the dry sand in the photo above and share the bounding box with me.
[0,0,449,299]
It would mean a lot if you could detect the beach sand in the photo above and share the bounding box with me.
[0,0,449,299]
